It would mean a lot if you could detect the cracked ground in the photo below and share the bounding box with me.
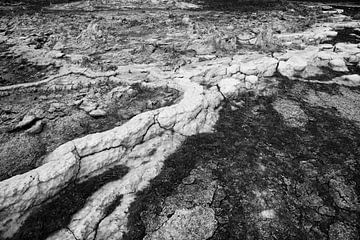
[125,79,360,240]
[1,0,360,240]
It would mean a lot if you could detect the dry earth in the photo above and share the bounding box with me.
[0,0,360,240]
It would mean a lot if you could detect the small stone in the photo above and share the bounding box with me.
[226,25,235,30]
[89,109,107,117]
[319,44,333,50]
[325,31,338,37]
[182,175,195,184]
[244,81,252,89]
[182,15,191,25]
[260,209,275,219]
[249,38,256,45]
[26,120,44,134]
[218,78,244,98]
[73,99,83,106]
[329,58,345,67]
[48,106,56,113]
[33,108,46,119]
[348,55,359,63]
[39,96,48,101]
[176,2,200,9]
[342,74,360,83]
[321,5,332,10]
[146,100,155,109]
[51,102,62,109]
[329,58,348,72]
[47,50,64,59]
[80,99,98,113]
[230,105,239,111]
[53,42,65,50]
[15,115,37,129]
[198,55,216,61]
[245,75,258,84]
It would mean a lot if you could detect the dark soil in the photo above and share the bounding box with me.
[302,65,360,81]
[0,83,180,181]
[323,27,360,45]
[328,5,360,18]
[124,79,360,239]
[11,165,129,240]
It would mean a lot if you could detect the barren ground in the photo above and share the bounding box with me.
[0,1,360,240]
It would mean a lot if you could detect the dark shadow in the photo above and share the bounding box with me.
[11,165,129,240]
[123,79,360,239]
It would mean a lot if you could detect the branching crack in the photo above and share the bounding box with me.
[78,144,128,159]
[66,227,79,240]
[215,84,228,102]
[154,113,188,137]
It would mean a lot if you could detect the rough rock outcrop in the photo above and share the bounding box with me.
[0,75,223,239]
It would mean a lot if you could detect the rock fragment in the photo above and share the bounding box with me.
[89,109,106,117]
[79,99,98,113]
[14,115,37,130]
[329,58,348,72]
[26,120,44,134]
[217,78,244,98]
[245,75,258,84]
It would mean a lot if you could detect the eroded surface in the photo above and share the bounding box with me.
[1,1,360,240]
[126,80,360,240]
[0,83,180,180]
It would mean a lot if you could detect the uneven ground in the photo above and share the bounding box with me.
[0,0,360,240]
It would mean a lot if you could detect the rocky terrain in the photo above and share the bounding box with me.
[0,0,360,239]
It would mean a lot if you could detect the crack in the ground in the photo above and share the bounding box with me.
[65,227,79,240]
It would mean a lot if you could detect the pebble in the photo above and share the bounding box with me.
[325,31,338,37]
[226,25,235,30]
[73,99,83,106]
[15,115,37,129]
[260,209,276,219]
[245,75,258,84]
[89,109,107,117]
[343,74,360,83]
[348,55,359,63]
[319,44,333,50]
[80,100,98,112]
[26,120,44,134]
[39,96,48,101]
[182,15,191,25]
[53,42,65,50]
[329,58,346,68]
